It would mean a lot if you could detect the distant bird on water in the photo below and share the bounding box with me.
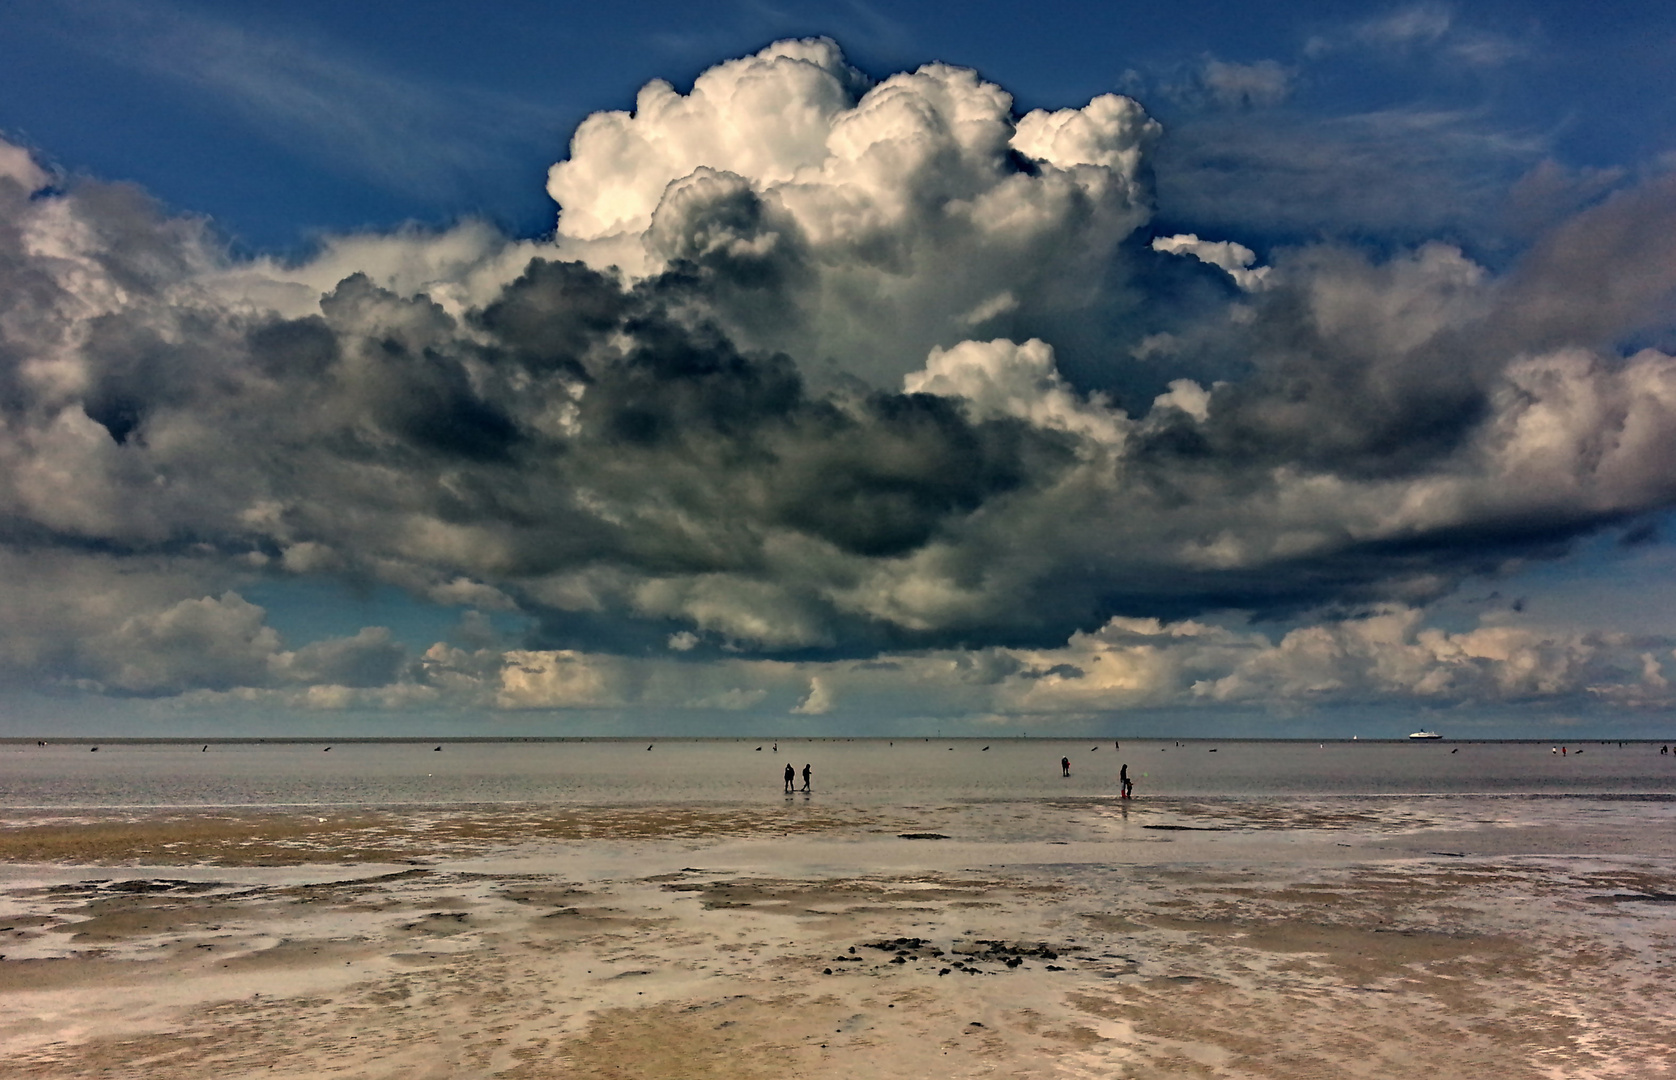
[434,746,442,751]
[90,746,98,752]
[755,746,762,751]
[982,746,989,751]
[323,746,331,752]
[647,744,653,751]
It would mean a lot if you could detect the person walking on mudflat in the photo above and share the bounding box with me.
[784,763,795,792]
[1061,756,1071,777]
[1121,763,1132,799]
[802,763,812,792]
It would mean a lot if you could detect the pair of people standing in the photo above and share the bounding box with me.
[1062,755,1134,798]
[783,762,811,792]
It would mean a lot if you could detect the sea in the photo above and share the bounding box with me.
[2,737,1672,810]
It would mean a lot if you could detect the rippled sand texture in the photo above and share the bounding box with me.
[1,798,1673,1078]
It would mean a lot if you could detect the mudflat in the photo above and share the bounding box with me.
[2,796,1673,1078]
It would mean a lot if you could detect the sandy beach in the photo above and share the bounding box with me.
[2,796,1674,1078]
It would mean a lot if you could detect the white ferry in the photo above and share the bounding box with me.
[1408,729,1442,740]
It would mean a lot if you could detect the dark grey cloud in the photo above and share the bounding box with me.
[1494,172,1676,353]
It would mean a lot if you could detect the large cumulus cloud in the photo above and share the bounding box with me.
[546,38,1159,389]
[5,38,1676,721]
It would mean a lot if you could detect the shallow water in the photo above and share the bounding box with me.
[2,738,1672,809]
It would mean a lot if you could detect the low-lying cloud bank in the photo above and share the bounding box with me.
[4,40,1676,725]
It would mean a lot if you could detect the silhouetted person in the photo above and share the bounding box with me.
[784,763,795,792]
[802,763,812,792]
[1061,756,1070,777]
[1120,763,1132,799]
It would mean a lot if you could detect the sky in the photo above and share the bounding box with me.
[3,0,1676,738]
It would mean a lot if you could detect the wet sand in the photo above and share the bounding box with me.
[2,796,1673,1078]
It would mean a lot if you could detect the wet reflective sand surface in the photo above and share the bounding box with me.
[2,795,1673,1078]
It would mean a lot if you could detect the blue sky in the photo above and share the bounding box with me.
[10,1,1669,253]
[2,1,1675,737]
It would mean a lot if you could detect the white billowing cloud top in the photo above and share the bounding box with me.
[905,338,1128,445]
[549,39,862,242]
[547,38,1159,386]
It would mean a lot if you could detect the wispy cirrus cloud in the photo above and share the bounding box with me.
[1153,104,1549,246]
[28,0,568,202]
[1305,3,1532,67]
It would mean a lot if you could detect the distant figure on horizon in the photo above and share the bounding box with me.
[1120,763,1132,799]
[1662,744,1669,755]
[784,763,795,792]
[802,763,812,792]
[1061,756,1071,777]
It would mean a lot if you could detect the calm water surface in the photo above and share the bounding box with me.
[2,739,1673,809]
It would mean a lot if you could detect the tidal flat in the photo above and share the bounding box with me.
[1,796,1673,1078]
